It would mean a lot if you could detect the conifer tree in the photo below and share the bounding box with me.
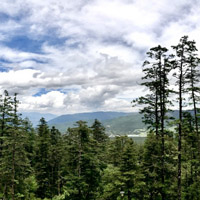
[181,112,200,200]
[119,138,142,200]
[184,40,200,159]
[91,119,108,143]
[133,45,173,200]
[35,117,51,199]
[91,119,108,170]
[104,136,145,200]
[171,35,199,200]
[22,117,36,167]
[133,46,171,135]
[0,93,31,199]
[0,90,13,156]
[64,121,101,200]
[49,126,64,196]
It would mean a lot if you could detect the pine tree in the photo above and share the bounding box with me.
[0,90,13,156]
[133,45,173,199]
[142,132,177,200]
[91,119,108,143]
[171,35,199,200]
[35,117,51,199]
[184,40,200,135]
[181,112,200,200]
[119,138,142,200]
[49,126,64,196]
[133,46,171,135]
[100,164,122,200]
[107,136,129,167]
[22,117,36,167]
[0,93,31,199]
[64,121,101,200]
[91,119,108,170]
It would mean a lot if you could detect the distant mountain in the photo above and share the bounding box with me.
[47,110,182,135]
[104,113,145,135]
[21,110,182,135]
[48,111,130,124]
[21,112,57,127]
[48,111,144,134]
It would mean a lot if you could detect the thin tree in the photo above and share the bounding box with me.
[133,45,172,200]
[171,35,198,200]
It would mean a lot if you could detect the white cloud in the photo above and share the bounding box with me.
[0,0,199,114]
[20,91,66,113]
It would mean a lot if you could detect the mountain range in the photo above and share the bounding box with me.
[21,111,145,135]
[21,110,184,136]
[48,111,145,135]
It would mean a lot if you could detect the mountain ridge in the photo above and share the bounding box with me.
[48,111,132,124]
[47,111,143,134]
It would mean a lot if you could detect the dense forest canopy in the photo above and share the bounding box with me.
[1,36,200,200]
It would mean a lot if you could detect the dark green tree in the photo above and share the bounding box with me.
[142,132,177,200]
[35,117,51,199]
[119,138,144,200]
[64,121,101,200]
[181,112,200,200]
[171,35,200,200]
[185,40,200,135]
[49,126,64,196]
[103,136,145,200]
[0,93,31,199]
[22,117,36,167]
[91,119,108,169]
[91,119,108,143]
[133,45,173,200]
[0,90,13,156]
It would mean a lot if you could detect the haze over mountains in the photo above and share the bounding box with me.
[21,112,57,127]
[21,110,184,136]
[22,111,145,135]
[48,111,143,134]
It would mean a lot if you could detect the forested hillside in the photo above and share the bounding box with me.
[48,112,134,133]
[1,36,200,200]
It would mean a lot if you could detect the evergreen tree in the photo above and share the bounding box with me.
[49,126,64,196]
[107,136,130,167]
[0,90,13,156]
[91,119,108,143]
[64,121,101,200]
[91,119,108,169]
[185,40,200,135]
[133,45,173,199]
[0,93,31,199]
[22,117,36,167]
[171,35,200,200]
[142,132,177,200]
[35,117,51,199]
[104,136,145,200]
[100,164,122,200]
[181,112,200,200]
[119,138,144,200]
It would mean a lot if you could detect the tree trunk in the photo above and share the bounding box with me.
[178,54,183,200]
[11,142,16,200]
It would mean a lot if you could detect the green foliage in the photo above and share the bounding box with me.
[0,92,32,200]
[64,121,102,200]
[1,36,200,199]
[35,118,51,199]
[100,164,122,200]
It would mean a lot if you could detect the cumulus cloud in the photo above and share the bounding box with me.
[0,0,199,114]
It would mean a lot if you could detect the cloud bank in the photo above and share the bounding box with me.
[0,0,199,114]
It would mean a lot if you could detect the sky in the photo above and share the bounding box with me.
[0,0,200,115]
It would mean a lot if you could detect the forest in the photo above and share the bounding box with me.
[1,35,200,200]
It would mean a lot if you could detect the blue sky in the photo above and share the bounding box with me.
[0,0,199,114]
